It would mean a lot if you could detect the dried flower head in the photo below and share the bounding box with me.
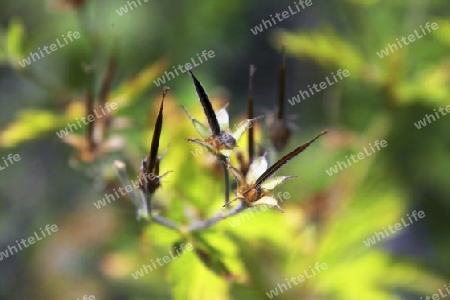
[268,117,292,151]
[183,70,259,159]
[226,130,329,212]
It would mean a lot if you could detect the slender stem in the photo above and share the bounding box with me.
[152,215,180,232]
[150,197,247,233]
[136,189,150,221]
[113,160,149,220]
[86,68,95,153]
[221,161,230,206]
[248,65,256,164]
[277,46,286,120]
[112,160,249,232]
[188,201,246,232]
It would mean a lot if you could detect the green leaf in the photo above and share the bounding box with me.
[6,19,25,62]
[0,110,65,148]
[276,28,364,77]
[110,59,169,107]
[191,231,248,280]
[169,237,229,300]
[169,231,249,300]
[431,19,450,46]
[286,185,446,299]
[395,62,450,107]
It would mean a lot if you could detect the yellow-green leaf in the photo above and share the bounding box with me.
[276,28,364,77]
[0,110,65,148]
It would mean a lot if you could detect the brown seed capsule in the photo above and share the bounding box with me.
[268,46,292,151]
[185,71,257,158]
[226,130,328,212]
[139,87,171,194]
[269,118,292,151]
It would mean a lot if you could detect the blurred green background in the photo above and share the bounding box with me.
[0,0,449,299]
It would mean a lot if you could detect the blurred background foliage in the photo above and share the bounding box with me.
[0,0,449,299]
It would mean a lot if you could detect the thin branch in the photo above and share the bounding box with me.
[112,160,249,232]
[150,199,246,233]
[86,69,95,153]
[248,65,256,164]
[277,46,286,120]
[188,201,246,232]
[221,162,230,206]
[113,160,149,220]
[152,214,181,232]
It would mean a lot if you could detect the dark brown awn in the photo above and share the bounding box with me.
[139,86,170,194]
[188,70,237,150]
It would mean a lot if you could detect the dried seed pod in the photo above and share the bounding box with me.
[139,87,172,194]
[269,46,292,151]
[184,70,258,158]
[226,130,328,211]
